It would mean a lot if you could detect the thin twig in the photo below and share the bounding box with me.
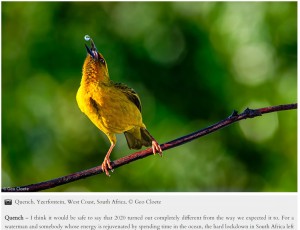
[2,103,297,192]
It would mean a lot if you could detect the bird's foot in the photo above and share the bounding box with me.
[101,157,113,176]
[152,140,163,157]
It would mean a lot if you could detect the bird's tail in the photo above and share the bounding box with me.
[124,127,153,150]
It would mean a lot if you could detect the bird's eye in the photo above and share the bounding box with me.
[100,58,105,65]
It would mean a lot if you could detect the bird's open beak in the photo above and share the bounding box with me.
[84,35,98,60]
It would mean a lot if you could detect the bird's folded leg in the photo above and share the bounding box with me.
[152,140,163,157]
[142,128,163,156]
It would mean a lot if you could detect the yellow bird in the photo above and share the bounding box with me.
[76,35,162,176]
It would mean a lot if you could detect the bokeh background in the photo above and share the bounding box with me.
[2,2,297,192]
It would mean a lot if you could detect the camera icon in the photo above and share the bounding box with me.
[4,199,12,205]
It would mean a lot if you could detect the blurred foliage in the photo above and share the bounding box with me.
[1,2,297,192]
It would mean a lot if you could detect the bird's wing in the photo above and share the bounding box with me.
[114,83,142,112]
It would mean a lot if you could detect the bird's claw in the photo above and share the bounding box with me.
[101,157,113,176]
[152,140,163,157]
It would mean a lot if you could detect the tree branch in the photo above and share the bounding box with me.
[2,103,297,192]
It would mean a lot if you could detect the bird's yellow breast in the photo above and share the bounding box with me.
[76,82,144,135]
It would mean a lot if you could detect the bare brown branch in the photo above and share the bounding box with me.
[2,103,297,192]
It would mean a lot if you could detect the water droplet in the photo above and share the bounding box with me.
[84,35,91,41]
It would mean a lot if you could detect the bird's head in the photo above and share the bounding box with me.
[82,35,109,83]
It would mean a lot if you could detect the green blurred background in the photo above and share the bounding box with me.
[2,2,297,192]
